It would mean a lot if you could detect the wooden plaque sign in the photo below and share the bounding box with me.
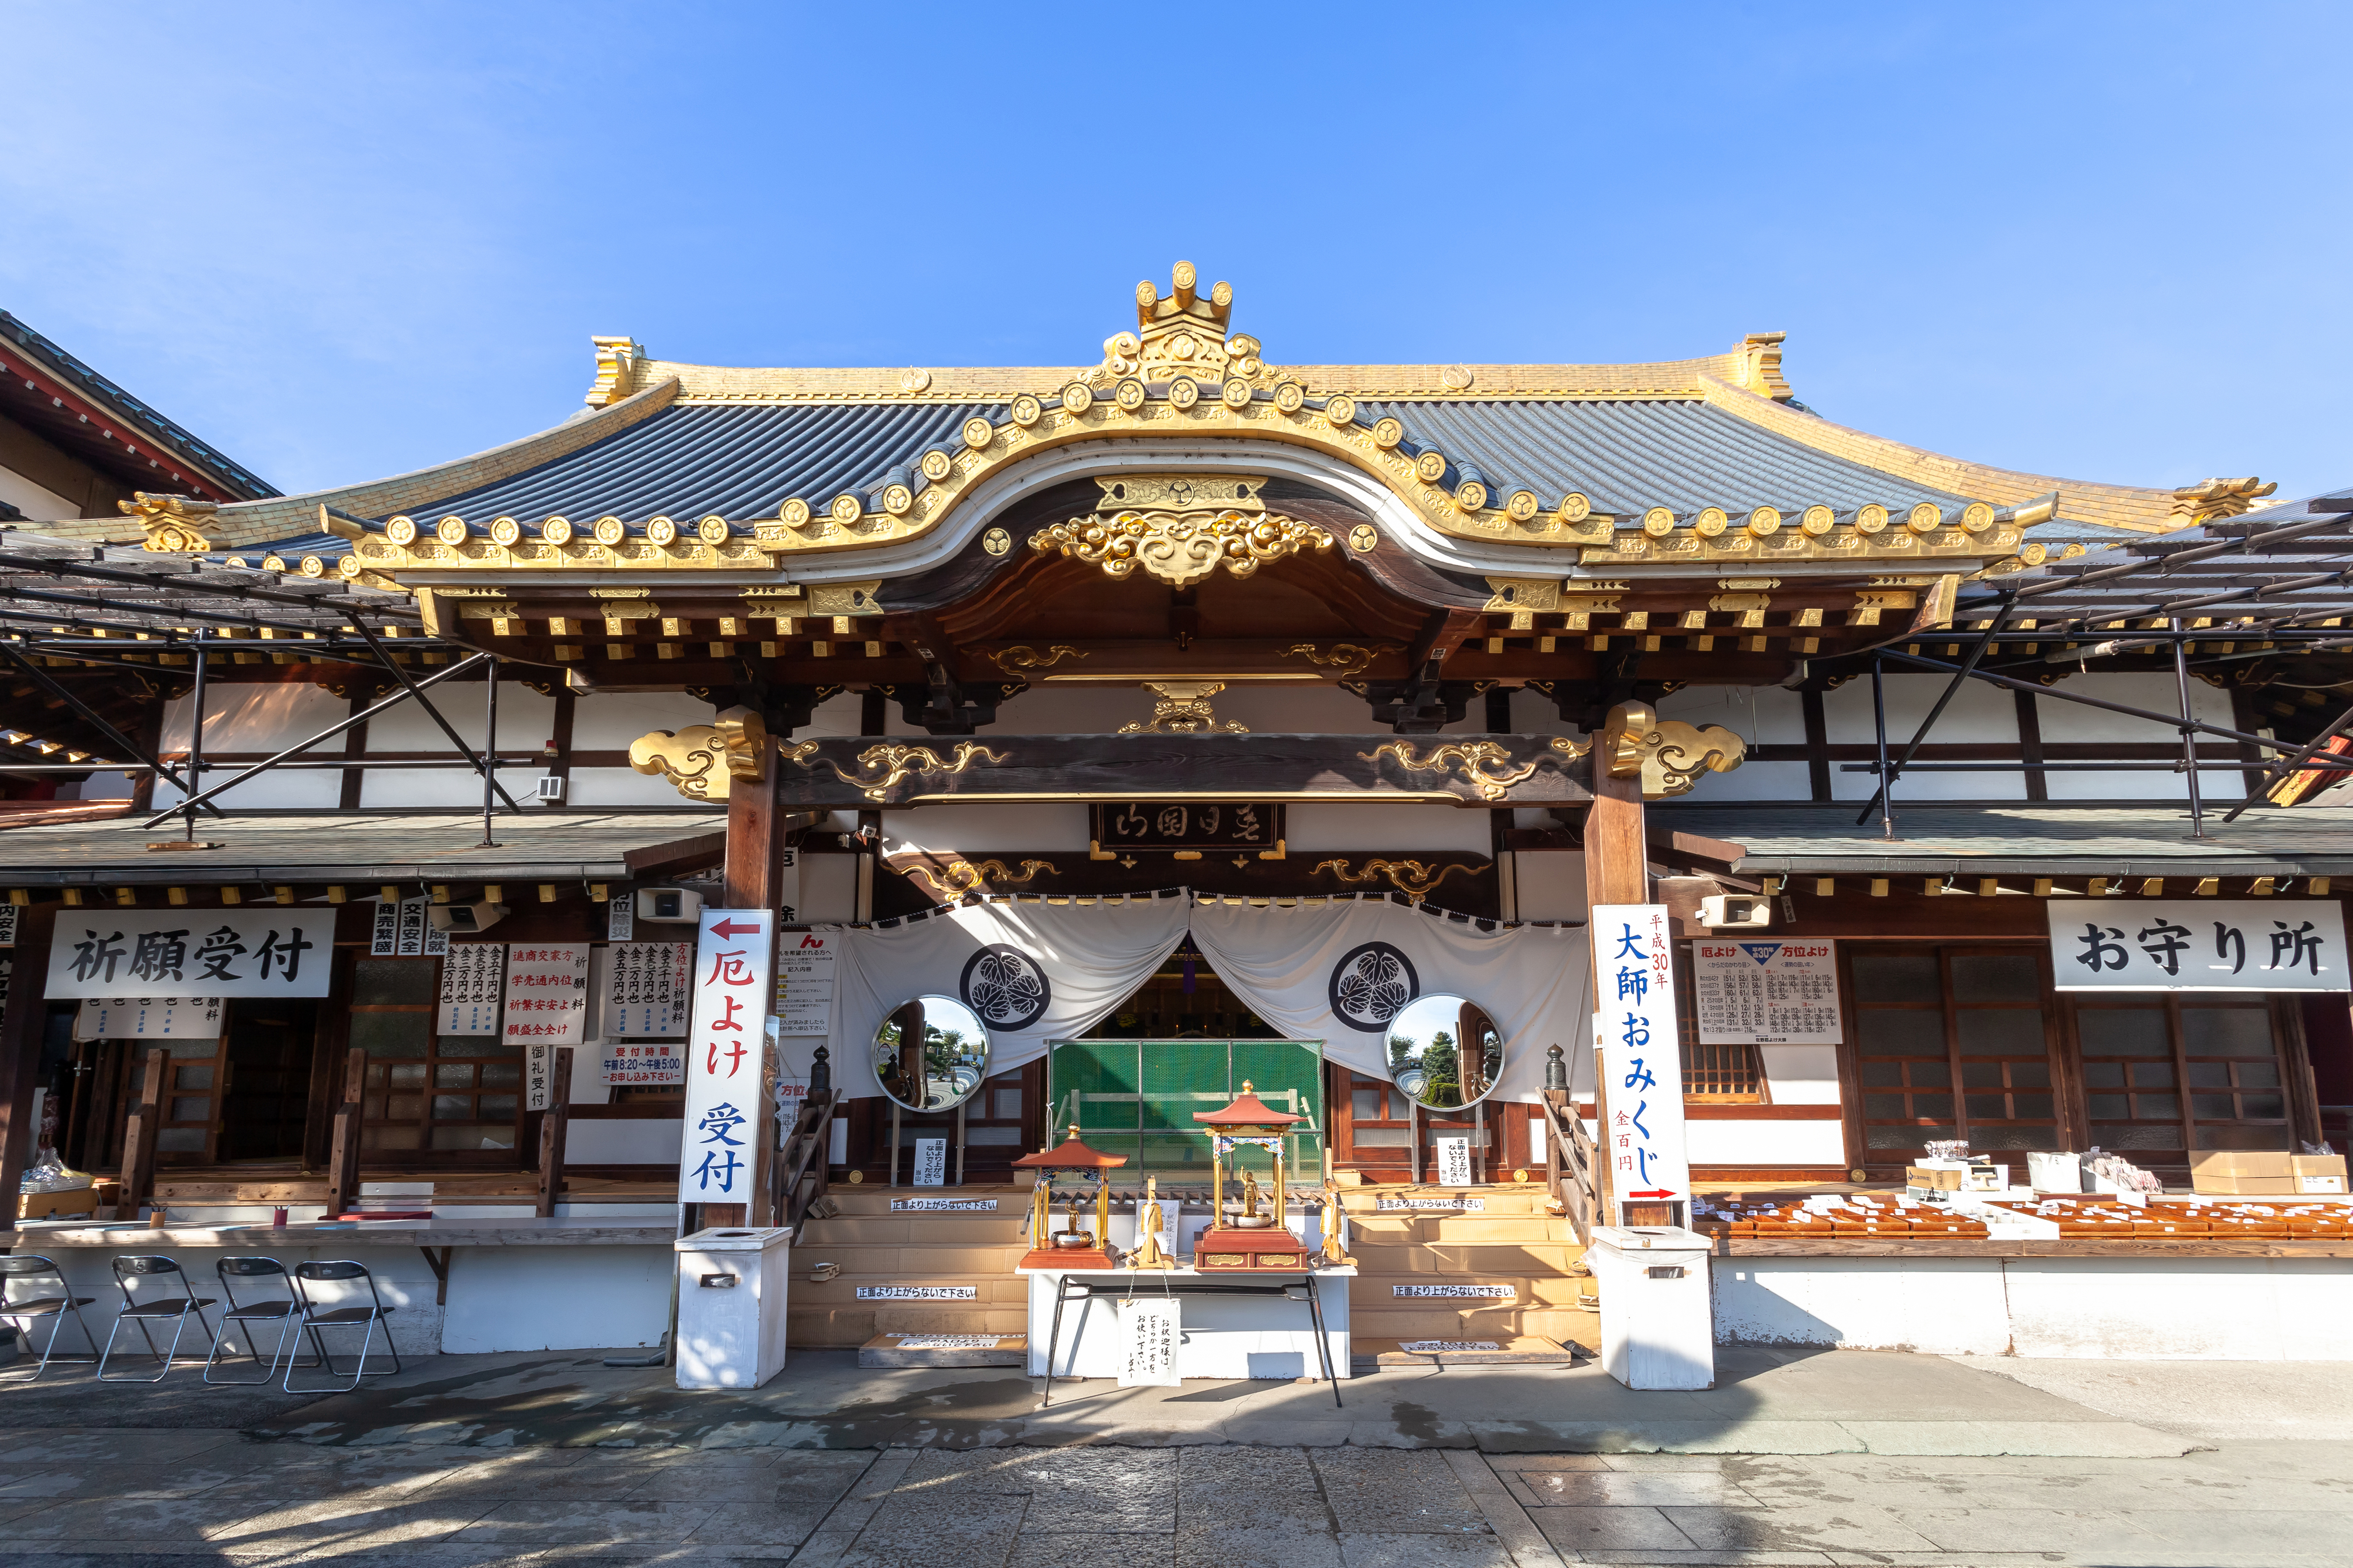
[1092,802,1284,853]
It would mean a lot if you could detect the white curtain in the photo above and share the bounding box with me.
[1188,896,1589,1104]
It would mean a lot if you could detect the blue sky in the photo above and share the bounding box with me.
[4,4,2347,502]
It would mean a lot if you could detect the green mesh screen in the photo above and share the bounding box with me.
[1046,1038,1324,1178]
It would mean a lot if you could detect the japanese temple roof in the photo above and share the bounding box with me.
[1660,805,2353,877]
[1193,1083,1307,1128]
[0,811,724,888]
[1012,1129,1128,1169]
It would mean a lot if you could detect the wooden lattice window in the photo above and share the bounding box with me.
[1683,1039,1765,1102]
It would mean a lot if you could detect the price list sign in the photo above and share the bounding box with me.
[1691,940,1842,1045]
[606,942,689,1036]
[437,945,505,1035]
[774,929,836,1037]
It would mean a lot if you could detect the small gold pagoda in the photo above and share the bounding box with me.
[1012,1125,1127,1271]
[1191,1082,1310,1271]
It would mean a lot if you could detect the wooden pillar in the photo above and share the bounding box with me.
[322,1046,364,1219]
[715,733,780,1230]
[536,1046,574,1218]
[1585,706,1651,1226]
[120,1048,166,1224]
[0,901,59,1223]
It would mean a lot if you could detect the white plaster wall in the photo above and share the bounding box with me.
[1759,1044,1841,1105]
[2037,672,2238,802]
[149,684,348,810]
[438,1246,672,1353]
[884,805,1091,854]
[358,683,558,809]
[566,767,704,807]
[567,1119,684,1166]
[1713,1257,2014,1353]
[1658,684,1809,743]
[1514,849,1587,923]
[1284,803,1492,852]
[799,855,858,922]
[571,690,716,748]
[1683,1119,1846,1167]
[0,463,78,522]
[1823,675,2027,801]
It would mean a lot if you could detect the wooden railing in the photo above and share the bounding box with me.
[1539,1089,1598,1248]
[775,1089,841,1231]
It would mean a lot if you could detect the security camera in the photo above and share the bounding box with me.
[1696,894,1772,930]
[428,900,509,934]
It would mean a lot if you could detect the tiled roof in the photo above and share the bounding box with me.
[1659,805,2353,875]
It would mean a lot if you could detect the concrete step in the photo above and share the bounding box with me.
[789,1275,1026,1308]
[1352,1334,1579,1368]
[1350,1275,1593,1307]
[858,1332,1026,1369]
[784,1244,1028,1275]
[794,1216,1031,1246]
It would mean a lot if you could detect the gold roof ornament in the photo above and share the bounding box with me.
[121,492,221,553]
[1599,700,1745,799]
[1118,681,1247,735]
[1030,475,1331,588]
[625,707,768,801]
[2170,477,2279,525]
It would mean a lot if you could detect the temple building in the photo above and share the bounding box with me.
[1,265,2347,1370]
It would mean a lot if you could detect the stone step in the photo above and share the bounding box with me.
[1347,1216,1575,1243]
[1350,1275,1593,1307]
[789,1275,1026,1308]
[783,1244,1028,1275]
[1352,1334,1580,1368]
[1339,1187,1557,1215]
[858,1332,1026,1369]
[795,1216,1031,1246]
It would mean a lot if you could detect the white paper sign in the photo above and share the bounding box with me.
[606,943,689,1036]
[912,1137,948,1186]
[774,929,838,1036]
[890,1197,996,1211]
[1692,939,1842,1045]
[374,896,445,958]
[525,1040,573,1111]
[681,908,774,1203]
[607,896,635,941]
[501,943,589,1047]
[857,1284,976,1300]
[1590,902,1692,1211]
[0,905,16,948]
[1434,1135,1474,1187]
[74,996,224,1040]
[436,944,504,1035]
[1375,1196,1486,1212]
[48,910,336,999]
[1401,1340,1502,1353]
[602,1040,684,1087]
[1393,1283,1515,1299]
[2050,902,2351,992]
[1116,1297,1182,1387]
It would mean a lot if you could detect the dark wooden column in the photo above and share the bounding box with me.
[1584,706,1651,1226]
[718,731,781,1229]
[0,901,60,1223]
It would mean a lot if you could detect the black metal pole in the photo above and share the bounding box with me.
[2172,617,2208,840]
[1871,656,1894,841]
[0,641,218,817]
[1855,595,2014,828]
[185,630,208,844]
[479,658,501,848]
[2222,699,2353,825]
[345,619,522,814]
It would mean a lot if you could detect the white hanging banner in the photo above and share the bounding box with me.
[913,1137,947,1186]
[1116,1296,1182,1387]
[2050,902,2350,992]
[681,908,774,1203]
[436,944,505,1036]
[48,909,336,999]
[1692,940,1842,1045]
[1589,903,1691,1209]
[606,942,689,1037]
[74,996,224,1041]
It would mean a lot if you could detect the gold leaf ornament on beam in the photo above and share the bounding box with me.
[902,858,1060,900]
[1312,857,1490,900]
[992,644,1090,675]
[1357,738,1587,802]
[1283,642,1401,680]
[626,706,770,801]
[782,740,1008,802]
[1599,701,1744,799]
[1119,682,1247,735]
[1028,475,1333,589]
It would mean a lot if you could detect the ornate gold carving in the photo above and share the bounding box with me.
[1483,578,1562,614]
[1118,682,1245,735]
[1599,702,1743,799]
[585,336,642,408]
[992,644,1089,675]
[121,492,221,553]
[2171,476,2278,525]
[981,526,1012,556]
[1312,857,1489,899]
[782,740,1008,802]
[1282,642,1400,680]
[807,582,881,616]
[1030,474,1331,588]
[626,707,768,801]
[1735,332,1792,401]
[1358,739,1583,803]
[901,858,1060,900]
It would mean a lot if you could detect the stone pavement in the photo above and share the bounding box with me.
[0,1349,2345,1565]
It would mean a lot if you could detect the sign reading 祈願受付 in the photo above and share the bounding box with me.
[2049,902,2350,992]
[682,908,774,1203]
[1589,903,1692,1213]
[1691,940,1841,1045]
[47,910,336,999]
[606,942,689,1036]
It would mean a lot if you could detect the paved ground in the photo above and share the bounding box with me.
[0,1349,2347,1565]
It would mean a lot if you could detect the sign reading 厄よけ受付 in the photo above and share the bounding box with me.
[682,909,774,1203]
[1588,903,1692,1213]
[46,910,336,999]
[2049,902,2351,991]
[1691,940,1841,1045]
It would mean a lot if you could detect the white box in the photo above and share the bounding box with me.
[675,1225,792,1389]
[1587,1226,1714,1390]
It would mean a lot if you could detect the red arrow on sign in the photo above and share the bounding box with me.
[708,918,764,939]
[1625,1189,1679,1199]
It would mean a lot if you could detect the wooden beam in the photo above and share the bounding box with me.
[0,900,58,1221]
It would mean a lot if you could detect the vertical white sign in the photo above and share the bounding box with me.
[1434,1134,1473,1187]
[74,997,225,1040]
[774,928,838,1036]
[0,904,17,948]
[1116,1297,1182,1387]
[913,1137,947,1186]
[682,908,774,1205]
[608,896,635,941]
[1589,903,1692,1214]
[436,944,504,1035]
[502,943,590,1047]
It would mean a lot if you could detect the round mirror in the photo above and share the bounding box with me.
[1385,993,1505,1110]
[874,995,989,1112]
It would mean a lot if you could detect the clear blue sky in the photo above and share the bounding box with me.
[4,4,2347,503]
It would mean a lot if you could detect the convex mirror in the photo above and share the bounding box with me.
[874,995,989,1112]
[1386,993,1504,1110]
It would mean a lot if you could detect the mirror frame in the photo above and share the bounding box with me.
[1383,993,1506,1112]
[873,993,992,1113]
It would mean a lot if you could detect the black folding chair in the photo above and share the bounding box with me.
[285,1260,399,1393]
[96,1255,217,1382]
[203,1257,321,1386]
[0,1255,100,1380]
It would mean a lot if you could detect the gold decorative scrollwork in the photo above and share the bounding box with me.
[992,644,1089,675]
[1312,857,1489,899]
[1282,642,1401,680]
[1118,682,1246,735]
[626,708,769,802]
[1031,508,1332,589]
[1357,739,1567,802]
[121,492,222,553]
[901,858,1060,900]
[781,740,1008,802]
[1599,701,1744,799]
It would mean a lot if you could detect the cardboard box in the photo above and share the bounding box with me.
[1906,1166,1964,1199]
[2191,1152,2295,1195]
[16,1185,98,1223]
[2293,1155,2349,1195]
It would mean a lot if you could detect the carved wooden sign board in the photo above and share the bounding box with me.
[1092,802,1285,852]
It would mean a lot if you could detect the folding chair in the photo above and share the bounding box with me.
[96,1255,217,1382]
[203,1257,321,1386]
[285,1260,400,1393]
[0,1255,100,1380]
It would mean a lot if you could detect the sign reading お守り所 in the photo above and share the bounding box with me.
[681,908,774,1204]
[47,910,336,999]
[2048,902,2349,992]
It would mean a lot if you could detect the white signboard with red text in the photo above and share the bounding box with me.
[1588,903,1691,1213]
[1691,939,1841,1045]
[682,908,774,1204]
[502,944,589,1046]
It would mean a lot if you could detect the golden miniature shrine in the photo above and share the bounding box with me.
[1192,1082,1311,1271]
[1012,1125,1127,1270]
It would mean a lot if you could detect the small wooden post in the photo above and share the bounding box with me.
[0,900,61,1222]
[119,1048,166,1224]
[747,1033,778,1226]
[323,1046,364,1219]
[536,1046,573,1219]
